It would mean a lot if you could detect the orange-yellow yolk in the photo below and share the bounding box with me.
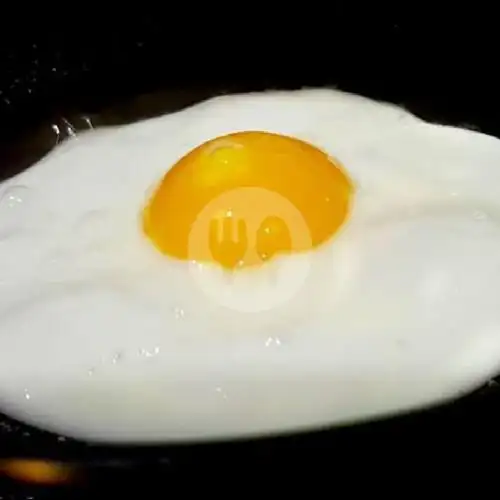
[0,459,75,485]
[142,131,353,270]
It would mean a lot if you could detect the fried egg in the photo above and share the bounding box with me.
[1,88,500,442]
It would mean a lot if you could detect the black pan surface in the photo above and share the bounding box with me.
[1,11,500,496]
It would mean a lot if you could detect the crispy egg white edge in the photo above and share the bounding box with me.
[0,88,500,442]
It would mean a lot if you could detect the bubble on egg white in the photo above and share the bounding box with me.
[0,185,29,239]
[2,88,500,442]
[0,185,28,209]
[172,306,185,320]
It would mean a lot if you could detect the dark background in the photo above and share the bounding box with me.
[1,9,500,497]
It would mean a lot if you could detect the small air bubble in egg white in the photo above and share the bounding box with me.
[23,389,31,400]
[0,186,35,237]
[173,306,185,320]
[265,336,282,347]
[215,387,228,400]
[87,368,95,376]
[111,352,123,364]
[139,347,160,358]
[474,210,487,221]
[0,185,28,210]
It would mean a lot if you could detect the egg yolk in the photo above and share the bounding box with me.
[142,131,353,270]
[0,459,75,485]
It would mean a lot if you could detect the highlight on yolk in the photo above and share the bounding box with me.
[142,131,353,270]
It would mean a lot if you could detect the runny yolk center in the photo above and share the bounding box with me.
[142,131,353,270]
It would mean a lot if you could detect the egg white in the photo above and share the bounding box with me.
[1,88,500,442]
